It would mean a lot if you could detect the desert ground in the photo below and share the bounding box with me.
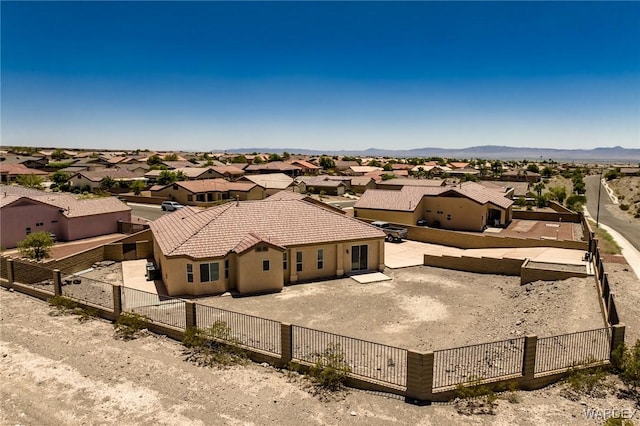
[1,283,639,426]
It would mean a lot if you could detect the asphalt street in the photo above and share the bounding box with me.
[127,202,166,221]
[585,175,640,252]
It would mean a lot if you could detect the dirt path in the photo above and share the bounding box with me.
[1,289,638,426]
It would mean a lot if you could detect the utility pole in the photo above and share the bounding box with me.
[596,168,603,228]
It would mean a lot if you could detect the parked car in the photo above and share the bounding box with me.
[161,201,184,211]
[417,219,428,227]
[371,221,408,242]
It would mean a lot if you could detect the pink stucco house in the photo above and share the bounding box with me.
[1,185,131,249]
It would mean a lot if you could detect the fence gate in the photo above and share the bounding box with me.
[123,243,137,260]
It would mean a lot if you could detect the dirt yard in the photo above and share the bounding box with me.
[608,176,640,219]
[2,288,638,426]
[197,266,604,352]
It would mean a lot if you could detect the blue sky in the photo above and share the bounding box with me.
[2,1,639,152]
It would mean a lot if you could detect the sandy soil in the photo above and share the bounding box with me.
[2,288,639,426]
[608,176,640,219]
[198,266,604,352]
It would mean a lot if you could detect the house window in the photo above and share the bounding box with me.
[437,210,443,215]
[447,214,452,221]
[51,220,58,223]
[187,195,193,202]
[196,194,205,202]
[26,227,31,235]
[199,262,220,282]
[317,249,324,270]
[256,246,268,252]
[224,259,229,279]
[296,252,303,272]
[187,264,193,283]
[283,252,288,270]
[263,260,270,271]
[36,222,44,227]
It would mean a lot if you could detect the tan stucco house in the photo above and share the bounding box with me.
[149,199,385,296]
[354,181,514,231]
[150,179,264,206]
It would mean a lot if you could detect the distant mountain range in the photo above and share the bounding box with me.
[225,145,640,162]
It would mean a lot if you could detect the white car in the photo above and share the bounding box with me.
[161,201,184,211]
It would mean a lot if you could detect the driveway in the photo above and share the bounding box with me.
[384,240,589,269]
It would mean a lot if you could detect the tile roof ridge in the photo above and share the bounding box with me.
[166,203,235,255]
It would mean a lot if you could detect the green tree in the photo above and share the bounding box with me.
[566,194,586,212]
[282,151,291,160]
[17,174,44,189]
[547,186,567,204]
[157,170,178,185]
[163,153,178,161]
[541,166,554,178]
[146,154,163,166]
[51,171,69,186]
[17,232,54,261]
[460,173,478,182]
[51,149,69,161]
[381,173,395,181]
[383,163,393,171]
[253,156,265,164]
[369,159,382,168]
[230,155,247,163]
[131,180,145,196]
[605,168,621,181]
[526,164,540,174]
[100,176,117,191]
[318,156,335,170]
[268,153,282,162]
[533,182,545,197]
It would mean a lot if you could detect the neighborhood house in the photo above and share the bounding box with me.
[149,198,385,296]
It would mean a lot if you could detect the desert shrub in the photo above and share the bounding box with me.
[604,417,635,426]
[48,296,98,322]
[563,364,610,400]
[308,343,351,391]
[182,321,247,367]
[612,340,640,400]
[619,203,630,211]
[455,376,498,415]
[114,312,149,340]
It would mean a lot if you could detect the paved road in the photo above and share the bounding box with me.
[585,175,640,252]
[127,202,167,221]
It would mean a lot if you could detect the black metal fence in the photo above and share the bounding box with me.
[534,327,611,375]
[292,325,407,388]
[433,337,525,389]
[196,303,281,355]
[122,287,186,329]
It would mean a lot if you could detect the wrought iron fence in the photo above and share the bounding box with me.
[60,274,114,310]
[292,325,407,388]
[122,286,186,329]
[433,337,525,389]
[534,327,611,375]
[196,304,281,355]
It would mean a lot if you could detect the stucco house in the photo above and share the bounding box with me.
[149,199,385,296]
[150,179,264,205]
[354,181,513,231]
[1,185,131,249]
[239,173,295,195]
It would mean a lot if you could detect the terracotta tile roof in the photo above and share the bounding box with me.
[211,165,245,175]
[0,164,48,176]
[295,176,346,188]
[349,166,383,174]
[150,199,385,259]
[241,173,293,189]
[266,191,307,201]
[245,161,301,172]
[0,184,131,217]
[379,178,445,187]
[165,179,257,193]
[355,182,513,211]
[288,159,320,170]
[72,169,143,181]
[232,232,285,254]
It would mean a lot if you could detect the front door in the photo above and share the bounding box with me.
[351,244,368,271]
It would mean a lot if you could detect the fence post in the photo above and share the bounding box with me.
[405,350,434,403]
[112,284,122,317]
[280,323,293,366]
[185,301,197,329]
[610,324,626,358]
[521,335,537,389]
[53,269,62,296]
[6,259,15,288]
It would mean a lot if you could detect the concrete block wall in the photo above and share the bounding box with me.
[520,264,587,285]
[512,210,580,223]
[423,254,523,276]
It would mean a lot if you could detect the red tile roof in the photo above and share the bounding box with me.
[150,199,385,259]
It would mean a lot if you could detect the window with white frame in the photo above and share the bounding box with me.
[199,262,219,282]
